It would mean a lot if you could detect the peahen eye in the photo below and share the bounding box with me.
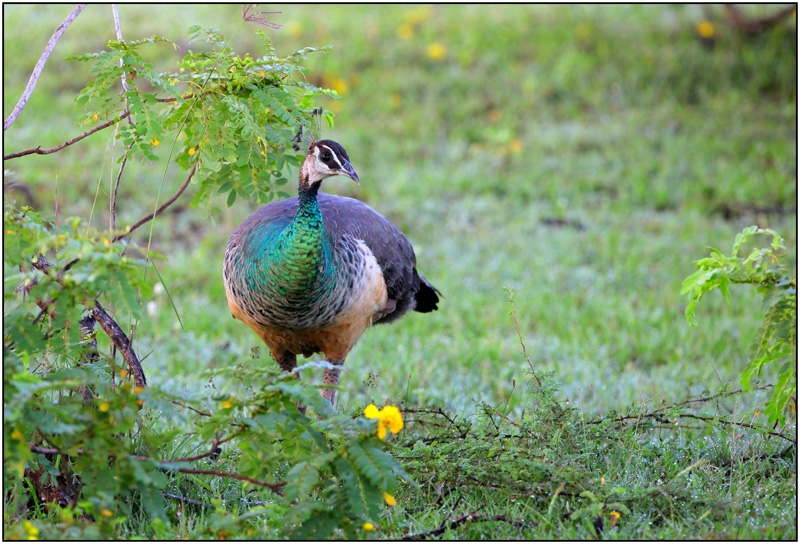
[321,151,332,162]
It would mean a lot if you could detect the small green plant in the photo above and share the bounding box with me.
[682,226,797,423]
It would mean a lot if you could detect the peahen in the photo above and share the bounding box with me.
[223,139,439,406]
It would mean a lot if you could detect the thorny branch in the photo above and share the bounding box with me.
[3,4,87,131]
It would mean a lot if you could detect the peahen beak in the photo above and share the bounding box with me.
[339,160,360,184]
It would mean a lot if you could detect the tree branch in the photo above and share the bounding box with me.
[92,300,147,390]
[112,163,197,242]
[3,111,132,160]
[111,4,130,94]
[4,4,87,131]
[176,469,285,494]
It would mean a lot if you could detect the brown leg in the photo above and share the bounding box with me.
[321,357,345,407]
[274,351,297,373]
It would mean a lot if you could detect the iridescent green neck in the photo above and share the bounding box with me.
[268,185,328,296]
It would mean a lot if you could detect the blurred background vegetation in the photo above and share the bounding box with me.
[4,4,796,412]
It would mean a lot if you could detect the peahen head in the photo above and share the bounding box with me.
[299,140,360,192]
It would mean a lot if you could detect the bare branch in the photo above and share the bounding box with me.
[176,469,285,494]
[92,300,147,390]
[111,4,130,94]
[112,163,197,242]
[4,5,87,131]
[4,111,132,160]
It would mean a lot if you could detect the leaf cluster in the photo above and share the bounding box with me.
[66,27,336,213]
[681,226,797,423]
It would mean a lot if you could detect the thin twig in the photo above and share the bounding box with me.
[176,468,285,494]
[402,512,532,540]
[507,287,541,386]
[679,413,796,444]
[4,111,132,160]
[172,399,212,417]
[110,148,130,233]
[112,163,197,242]
[162,492,213,509]
[166,431,243,464]
[4,4,87,131]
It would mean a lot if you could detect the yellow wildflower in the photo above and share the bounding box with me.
[383,492,396,506]
[426,42,447,61]
[330,77,348,95]
[397,23,414,40]
[92,113,99,122]
[134,387,145,395]
[11,429,24,441]
[362,522,374,532]
[696,20,714,39]
[364,404,404,440]
[600,476,606,484]
[188,147,196,156]
[287,21,303,37]
[23,521,38,540]
[221,397,234,409]
[101,509,113,517]
[99,401,110,412]
[609,510,621,527]
[151,138,160,147]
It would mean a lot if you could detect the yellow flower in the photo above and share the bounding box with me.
[362,522,374,532]
[364,404,404,440]
[426,42,447,61]
[23,521,38,540]
[101,509,112,517]
[330,77,348,95]
[134,387,145,395]
[151,138,160,147]
[287,21,303,37]
[221,397,234,409]
[397,23,414,40]
[92,113,99,122]
[600,476,606,484]
[11,429,24,442]
[99,401,110,412]
[609,510,621,527]
[188,147,196,156]
[383,492,396,506]
[696,20,714,39]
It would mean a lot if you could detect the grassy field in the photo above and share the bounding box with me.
[3,4,796,539]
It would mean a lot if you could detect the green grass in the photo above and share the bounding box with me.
[3,4,796,540]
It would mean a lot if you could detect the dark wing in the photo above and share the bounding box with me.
[317,192,439,323]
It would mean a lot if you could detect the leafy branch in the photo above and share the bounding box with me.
[681,226,797,424]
